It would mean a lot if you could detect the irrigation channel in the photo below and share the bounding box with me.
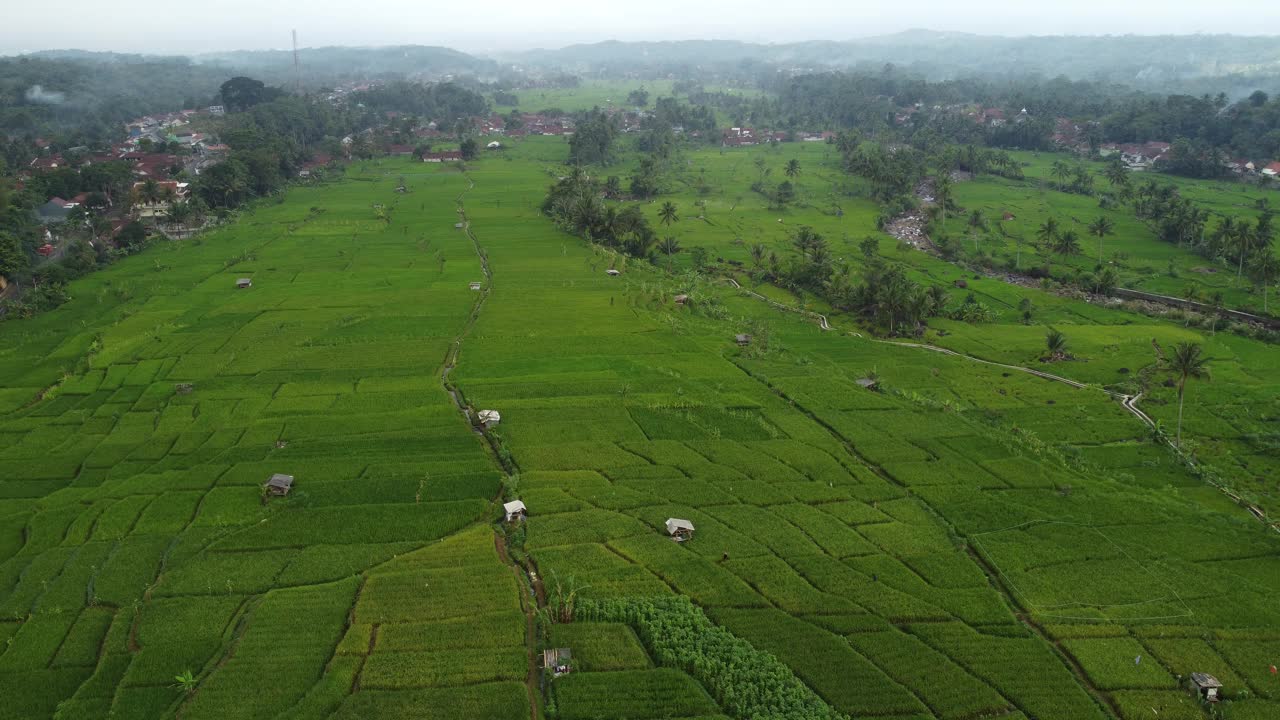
[724,276,1276,534]
[437,175,546,720]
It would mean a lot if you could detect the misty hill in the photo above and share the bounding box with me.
[500,32,1280,94]
[195,45,498,85]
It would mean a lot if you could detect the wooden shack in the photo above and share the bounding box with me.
[606,268,621,276]
[735,334,752,347]
[469,281,482,291]
[236,278,252,289]
[665,517,695,542]
[1188,673,1222,703]
[542,648,572,677]
[503,500,527,523]
[265,473,294,497]
[477,409,501,429]
[856,377,879,391]
[674,294,689,306]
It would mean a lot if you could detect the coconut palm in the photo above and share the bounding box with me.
[1249,250,1280,314]
[1232,224,1257,283]
[784,159,801,178]
[966,209,987,251]
[934,175,954,231]
[1050,160,1071,189]
[658,201,679,227]
[1045,327,1068,360]
[1051,229,1082,271]
[1104,159,1129,188]
[1163,342,1210,450]
[657,236,682,268]
[749,242,767,275]
[1036,217,1059,248]
[1088,216,1114,265]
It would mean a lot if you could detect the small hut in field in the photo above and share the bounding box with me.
[477,409,501,429]
[503,500,527,523]
[665,517,695,542]
[1187,673,1222,703]
[236,278,253,289]
[606,268,621,276]
[265,473,294,497]
[469,281,482,291]
[735,334,752,347]
[542,648,572,677]
[856,377,880,391]
[674,294,689,306]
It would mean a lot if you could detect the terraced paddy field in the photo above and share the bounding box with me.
[1,141,1278,719]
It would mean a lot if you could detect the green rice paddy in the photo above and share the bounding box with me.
[0,126,1277,719]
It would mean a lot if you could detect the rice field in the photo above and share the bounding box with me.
[0,121,1278,720]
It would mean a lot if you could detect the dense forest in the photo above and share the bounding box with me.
[0,55,229,141]
[501,32,1280,96]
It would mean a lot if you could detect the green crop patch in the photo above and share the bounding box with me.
[974,521,1192,621]
[360,647,527,688]
[715,608,926,716]
[1062,638,1179,690]
[331,682,529,720]
[554,668,721,720]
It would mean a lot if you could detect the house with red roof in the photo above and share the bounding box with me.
[722,127,758,147]
[423,151,463,163]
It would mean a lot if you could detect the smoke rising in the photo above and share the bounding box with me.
[25,85,67,104]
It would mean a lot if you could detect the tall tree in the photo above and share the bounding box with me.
[1050,229,1082,271]
[1249,250,1280,314]
[657,236,682,268]
[1163,342,1210,451]
[658,201,679,227]
[966,209,986,252]
[1050,160,1071,189]
[784,159,801,178]
[1088,216,1115,266]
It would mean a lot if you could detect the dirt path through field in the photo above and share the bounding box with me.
[442,175,544,720]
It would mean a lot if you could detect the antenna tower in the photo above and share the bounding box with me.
[292,30,301,93]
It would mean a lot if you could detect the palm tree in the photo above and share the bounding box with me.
[1050,160,1071,189]
[934,175,954,231]
[1232,224,1256,283]
[658,201,678,227]
[1036,217,1060,247]
[1088,216,1114,266]
[966,209,987,252]
[138,179,161,206]
[1045,327,1068,360]
[657,236,682,268]
[1249,250,1280,314]
[1104,159,1129,188]
[1163,342,1210,451]
[1051,230,1082,272]
[785,159,801,178]
[749,243,767,275]
[603,175,622,199]
[1036,217,1059,270]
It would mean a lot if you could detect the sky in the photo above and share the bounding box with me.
[3,0,1280,55]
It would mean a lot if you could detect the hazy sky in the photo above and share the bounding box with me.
[3,0,1280,55]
